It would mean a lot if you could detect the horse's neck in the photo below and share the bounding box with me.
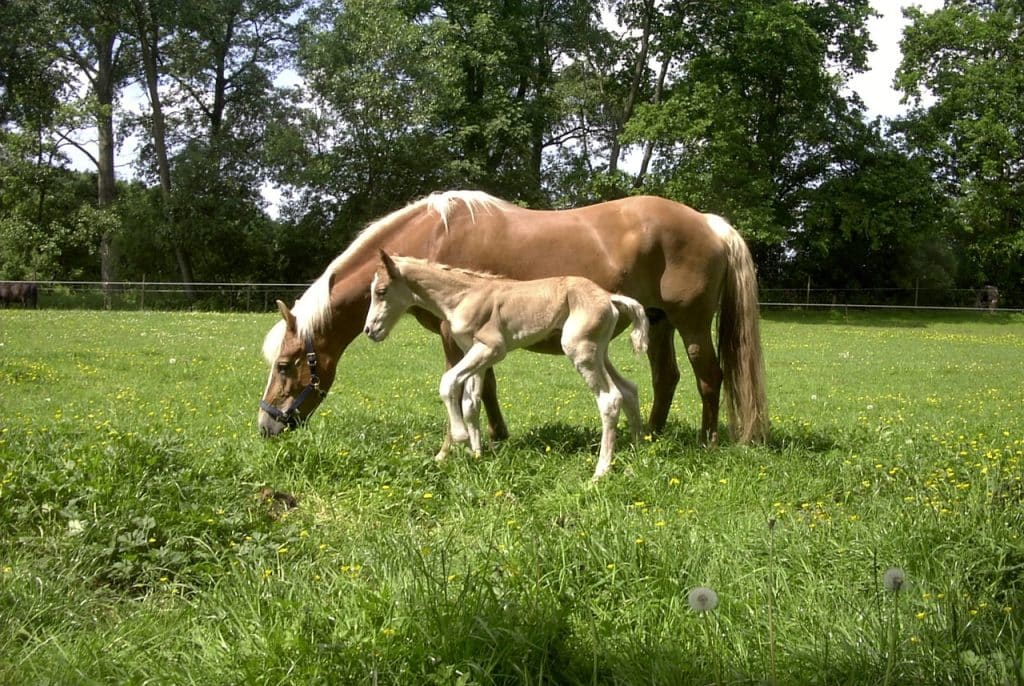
[402,262,482,319]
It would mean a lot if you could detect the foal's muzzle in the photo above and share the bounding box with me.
[364,324,387,342]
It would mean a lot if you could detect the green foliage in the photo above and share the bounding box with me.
[793,119,957,289]
[896,1,1024,291]
[623,0,876,276]
[0,138,103,279]
[2,309,1023,683]
[1,0,1019,296]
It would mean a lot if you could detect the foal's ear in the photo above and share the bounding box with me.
[379,250,400,279]
[275,299,298,334]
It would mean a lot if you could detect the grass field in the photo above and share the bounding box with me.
[1,307,1023,685]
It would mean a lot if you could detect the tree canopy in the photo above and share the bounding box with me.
[0,0,1020,302]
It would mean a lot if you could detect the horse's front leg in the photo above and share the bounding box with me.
[480,367,509,442]
[646,315,680,434]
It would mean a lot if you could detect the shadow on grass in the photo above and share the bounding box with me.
[506,422,602,455]
[500,419,842,457]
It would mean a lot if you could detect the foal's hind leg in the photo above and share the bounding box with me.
[606,356,644,443]
[564,336,622,481]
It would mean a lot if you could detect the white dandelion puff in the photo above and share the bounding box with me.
[688,586,719,613]
[883,567,907,593]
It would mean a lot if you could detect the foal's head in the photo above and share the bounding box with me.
[364,251,413,342]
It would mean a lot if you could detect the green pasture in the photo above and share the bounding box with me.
[1,308,1022,684]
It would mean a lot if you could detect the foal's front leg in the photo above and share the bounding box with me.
[438,341,501,454]
[461,373,485,455]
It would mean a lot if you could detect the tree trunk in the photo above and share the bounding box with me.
[610,0,653,174]
[634,55,670,187]
[95,26,119,303]
[133,0,196,296]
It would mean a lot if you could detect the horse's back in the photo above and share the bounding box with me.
[426,195,727,312]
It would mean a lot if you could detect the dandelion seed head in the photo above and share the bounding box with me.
[883,567,906,593]
[688,586,719,613]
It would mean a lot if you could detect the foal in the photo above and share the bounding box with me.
[364,251,649,480]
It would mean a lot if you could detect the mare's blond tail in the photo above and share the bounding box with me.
[706,214,769,443]
[610,294,650,354]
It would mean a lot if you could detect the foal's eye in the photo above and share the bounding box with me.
[276,361,290,374]
[375,287,387,297]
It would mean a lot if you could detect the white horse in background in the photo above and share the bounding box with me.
[364,251,649,481]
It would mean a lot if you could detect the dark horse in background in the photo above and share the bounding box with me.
[0,282,38,308]
[258,191,768,449]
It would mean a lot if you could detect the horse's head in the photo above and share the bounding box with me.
[363,251,413,343]
[258,299,329,437]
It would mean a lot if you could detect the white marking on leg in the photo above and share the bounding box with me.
[462,373,483,455]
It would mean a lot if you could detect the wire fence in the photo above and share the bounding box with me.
[1,280,1022,313]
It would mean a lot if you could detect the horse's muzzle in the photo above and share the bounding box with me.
[258,409,297,437]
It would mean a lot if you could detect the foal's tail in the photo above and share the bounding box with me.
[610,294,650,355]
[706,214,769,444]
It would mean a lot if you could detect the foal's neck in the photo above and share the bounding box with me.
[401,261,487,319]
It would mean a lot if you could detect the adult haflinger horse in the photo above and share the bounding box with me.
[259,190,768,446]
[364,252,649,479]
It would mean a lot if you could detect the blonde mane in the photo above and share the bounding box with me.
[263,190,512,362]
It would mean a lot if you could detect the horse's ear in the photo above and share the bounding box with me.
[276,299,297,333]
[379,250,400,279]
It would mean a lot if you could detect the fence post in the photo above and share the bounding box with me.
[141,276,145,311]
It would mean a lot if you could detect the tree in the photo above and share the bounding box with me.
[294,0,602,234]
[621,0,875,278]
[2,0,133,287]
[57,0,134,287]
[896,0,1024,293]
[791,119,956,292]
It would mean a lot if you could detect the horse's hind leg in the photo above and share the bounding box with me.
[645,314,680,434]
[678,321,723,446]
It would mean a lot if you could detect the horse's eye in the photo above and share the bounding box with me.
[277,361,290,374]
[375,287,387,297]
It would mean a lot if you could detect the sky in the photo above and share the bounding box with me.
[848,0,944,118]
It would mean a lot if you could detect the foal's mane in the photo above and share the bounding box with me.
[392,255,508,281]
[263,190,512,362]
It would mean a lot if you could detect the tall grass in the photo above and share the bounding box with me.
[1,308,1022,684]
